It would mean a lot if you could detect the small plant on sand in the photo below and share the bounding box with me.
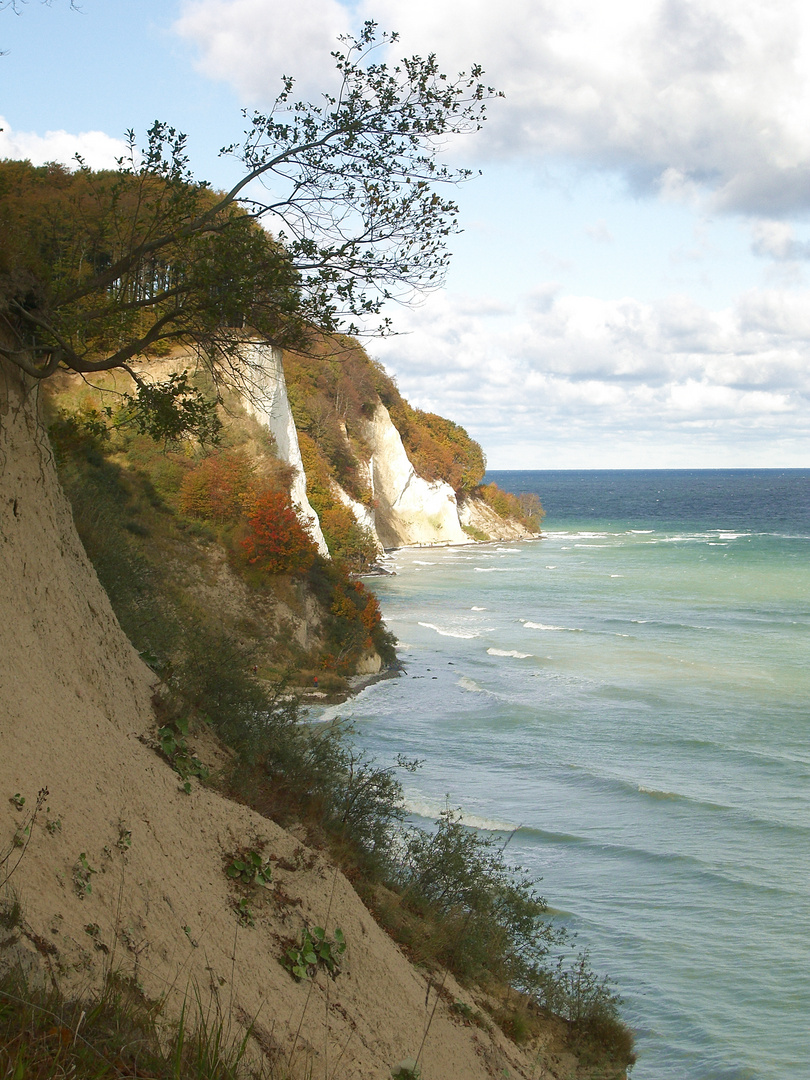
[226,850,273,887]
[391,1060,420,1080]
[73,852,96,897]
[235,897,255,927]
[2,788,48,890]
[158,716,209,791]
[284,926,346,981]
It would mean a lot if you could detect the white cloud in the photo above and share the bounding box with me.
[174,0,351,102]
[585,220,613,244]
[750,220,810,261]
[0,117,128,170]
[371,283,810,467]
[173,0,810,216]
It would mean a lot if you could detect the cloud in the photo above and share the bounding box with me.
[370,283,810,466]
[0,117,128,170]
[585,220,614,244]
[174,0,351,102]
[173,0,810,217]
[751,220,810,261]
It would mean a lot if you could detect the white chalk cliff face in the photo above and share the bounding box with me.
[361,402,473,550]
[237,340,329,557]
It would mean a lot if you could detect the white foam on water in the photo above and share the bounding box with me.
[545,565,557,569]
[404,793,517,832]
[458,675,485,692]
[523,621,583,632]
[418,622,493,639]
[474,567,512,572]
[413,560,436,565]
[487,648,532,659]
[471,606,487,611]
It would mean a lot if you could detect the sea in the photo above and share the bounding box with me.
[315,469,810,1079]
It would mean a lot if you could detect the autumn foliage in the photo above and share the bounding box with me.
[178,450,255,524]
[476,483,545,530]
[240,489,318,575]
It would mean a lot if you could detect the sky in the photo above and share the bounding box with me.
[3,0,810,468]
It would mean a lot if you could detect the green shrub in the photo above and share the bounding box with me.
[397,808,563,988]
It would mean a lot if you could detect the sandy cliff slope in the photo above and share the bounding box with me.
[0,360,567,1078]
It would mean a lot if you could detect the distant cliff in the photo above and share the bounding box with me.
[256,337,542,555]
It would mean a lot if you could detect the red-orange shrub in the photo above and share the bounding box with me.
[240,489,317,575]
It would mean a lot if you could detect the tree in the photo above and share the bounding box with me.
[0,23,497,403]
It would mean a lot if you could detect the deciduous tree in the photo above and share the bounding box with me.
[1,22,497,420]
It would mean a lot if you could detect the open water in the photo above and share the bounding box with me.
[318,470,810,1079]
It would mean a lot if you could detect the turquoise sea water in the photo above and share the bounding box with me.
[319,470,810,1079]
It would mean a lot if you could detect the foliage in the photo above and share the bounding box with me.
[240,488,318,576]
[178,449,256,524]
[396,808,562,989]
[118,371,222,446]
[226,850,273,887]
[0,27,497,391]
[476,482,545,530]
[540,951,637,1067]
[307,559,396,671]
[284,926,346,981]
[158,714,210,791]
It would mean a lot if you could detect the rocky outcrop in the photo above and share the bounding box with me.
[238,339,329,556]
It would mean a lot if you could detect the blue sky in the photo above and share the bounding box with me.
[3,0,810,468]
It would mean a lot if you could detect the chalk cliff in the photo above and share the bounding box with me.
[236,343,540,555]
[238,340,329,556]
[361,401,473,549]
